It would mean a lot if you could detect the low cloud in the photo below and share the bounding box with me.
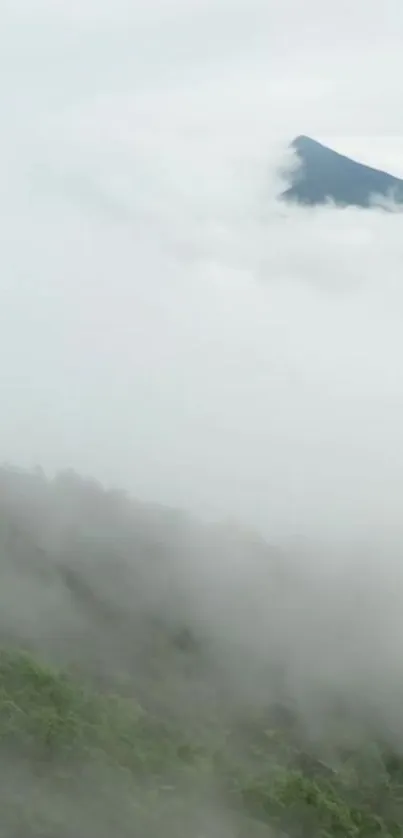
[0,2,403,553]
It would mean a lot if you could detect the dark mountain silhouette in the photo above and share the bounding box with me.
[281,135,403,209]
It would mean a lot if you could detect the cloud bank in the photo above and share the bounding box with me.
[0,0,403,550]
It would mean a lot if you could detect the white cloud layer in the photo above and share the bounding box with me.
[1,0,403,547]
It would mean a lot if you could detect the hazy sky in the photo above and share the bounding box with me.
[1,0,403,545]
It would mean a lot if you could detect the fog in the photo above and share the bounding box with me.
[3,0,403,711]
[0,0,402,550]
[1,0,403,727]
[2,7,403,835]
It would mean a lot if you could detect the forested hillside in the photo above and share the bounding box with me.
[0,465,403,836]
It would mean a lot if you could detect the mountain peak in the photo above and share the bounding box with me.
[291,135,318,149]
[281,136,403,209]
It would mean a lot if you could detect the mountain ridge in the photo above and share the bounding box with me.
[281,135,403,208]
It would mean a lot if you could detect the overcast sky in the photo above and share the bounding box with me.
[1,0,403,546]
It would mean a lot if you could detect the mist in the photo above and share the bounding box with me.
[0,0,402,548]
[1,0,403,834]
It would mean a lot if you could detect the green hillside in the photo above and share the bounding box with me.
[0,466,402,836]
[1,648,403,836]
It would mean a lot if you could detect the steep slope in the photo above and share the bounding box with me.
[281,135,403,208]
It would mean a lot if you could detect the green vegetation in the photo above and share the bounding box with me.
[0,648,403,836]
[1,465,403,835]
